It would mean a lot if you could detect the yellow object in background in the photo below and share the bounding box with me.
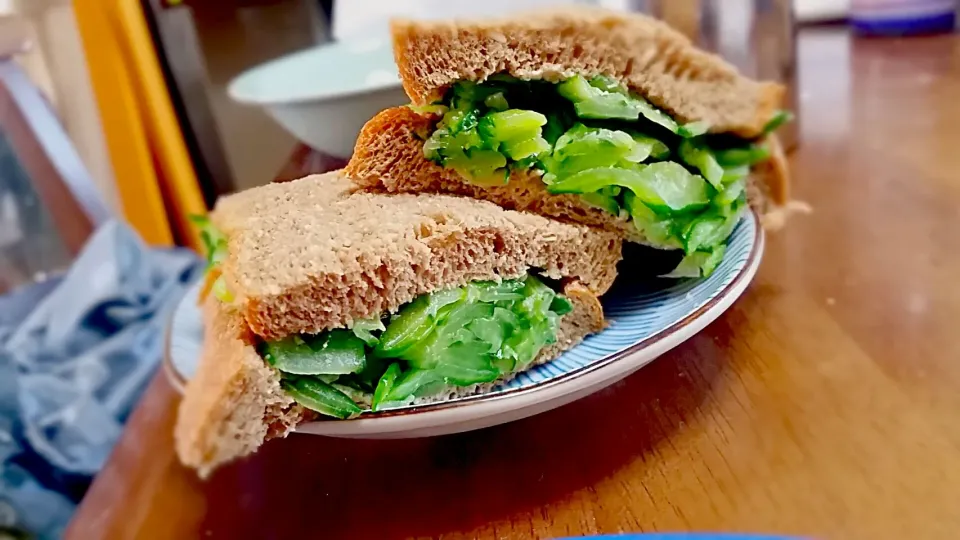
[73,0,205,250]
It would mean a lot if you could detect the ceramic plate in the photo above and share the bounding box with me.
[165,213,763,438]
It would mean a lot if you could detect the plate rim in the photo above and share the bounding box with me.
[163,212,762,431]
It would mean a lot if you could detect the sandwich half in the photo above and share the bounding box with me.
[175,171,621,476]
[346,7,794,277]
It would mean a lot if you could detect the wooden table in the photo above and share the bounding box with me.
[65,28,960,539]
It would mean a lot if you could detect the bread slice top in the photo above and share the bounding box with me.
[391,6,783,138]
[212,171,621,340]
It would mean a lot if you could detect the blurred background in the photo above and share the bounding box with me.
[0,0,957,537]
[0,0,912,296]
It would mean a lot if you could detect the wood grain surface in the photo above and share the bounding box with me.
[65,28,960,540]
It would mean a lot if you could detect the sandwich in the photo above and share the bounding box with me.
[175,172,621,476]
[346,7,797,278]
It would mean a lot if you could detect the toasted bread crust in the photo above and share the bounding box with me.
[391,7,784,138]
[346,107,790,239]
[174,297,304,478]
[212,171,621,341]
[175,281,604,476]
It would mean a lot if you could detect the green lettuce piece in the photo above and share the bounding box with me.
[281,377,363,419]
[714,177,747,208]
[663,245,727,278]
[262,331,366,376]
[211,275,233,303]
[681,209,742,254]
[483,92,509,111]
[351,318,385,347]
[581,192,621,215]
[623,191,681,248]
[189,215,227,265]
[466,280,526,303]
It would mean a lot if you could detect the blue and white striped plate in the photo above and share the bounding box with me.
[165,212,762,438]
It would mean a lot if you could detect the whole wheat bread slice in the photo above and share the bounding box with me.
[346,107,790,245]
[392,7,783,138]
[176,279,605,478]
[213,171,620,340]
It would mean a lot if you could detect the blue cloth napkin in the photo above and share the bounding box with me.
[0,221,203,539]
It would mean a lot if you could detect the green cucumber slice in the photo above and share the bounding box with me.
[573,93,644,120]
[263,330,366,375]
[548,163,710,215]
[383,369,446,404]
[477,110,547,142]
[714,145,770,167]
[281,378,363,419]
[483,92,509,111]
[679,139,725,188]
[502,136,550,160]
[678,121,710,138]
[762,110,793,135]
[556,75,597,102]
[633,98,680,133]
[371,363,402,411]
[375,289,464,357]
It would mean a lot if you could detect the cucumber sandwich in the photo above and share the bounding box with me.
[175,172,620,476]
[346,7,795,277]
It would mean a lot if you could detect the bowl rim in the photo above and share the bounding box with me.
[227,39,403,106]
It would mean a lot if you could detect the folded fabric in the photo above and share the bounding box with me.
[0,220,203,539]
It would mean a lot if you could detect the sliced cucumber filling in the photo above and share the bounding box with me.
[259,275,572,418]
[422,75,788,276]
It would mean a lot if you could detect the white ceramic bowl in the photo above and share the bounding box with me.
[228,37,409,158]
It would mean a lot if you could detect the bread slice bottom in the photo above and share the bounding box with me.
[174,281,605,478]
[346,107,792,244]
